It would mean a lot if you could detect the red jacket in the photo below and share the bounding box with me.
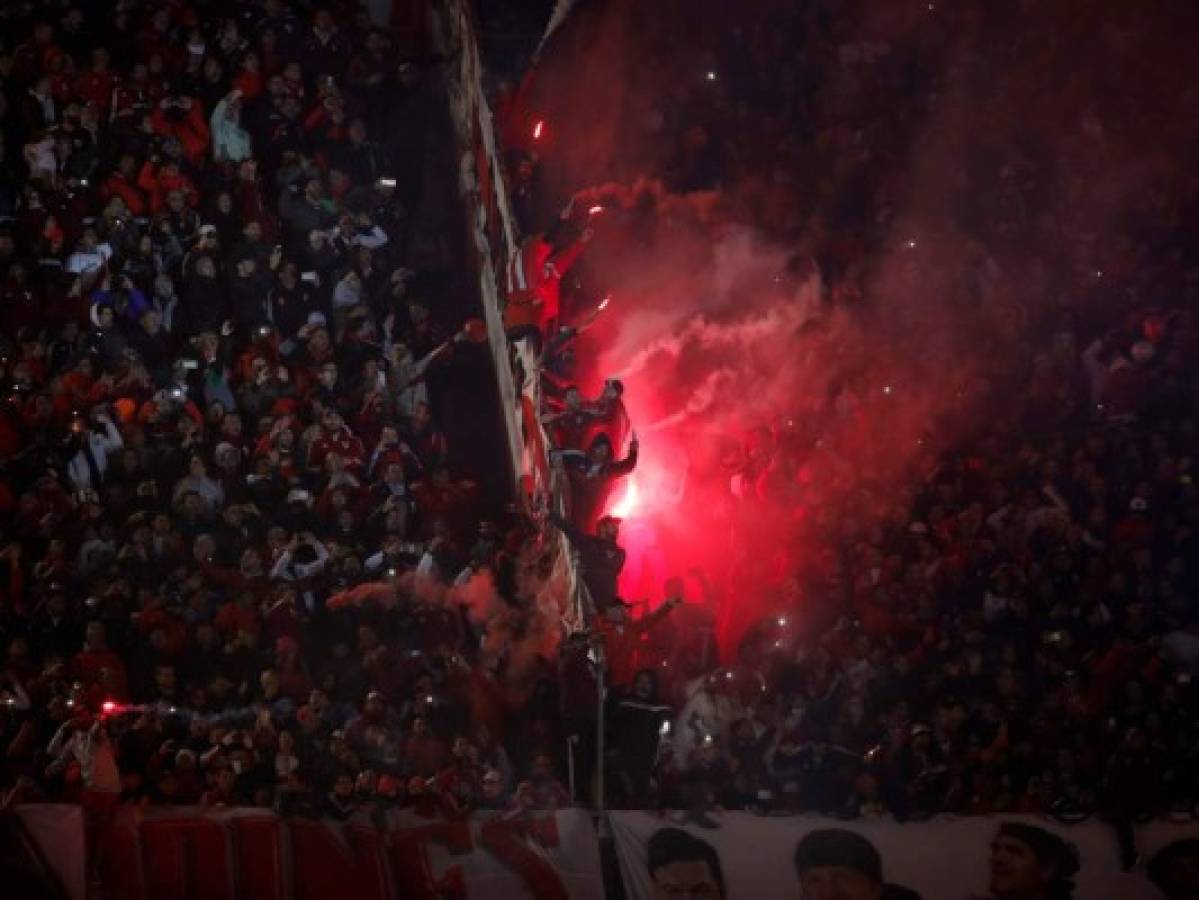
[100,172,149,216]
[308,427,366,471]
[137,162,199,213]
[503,235,586,332]
[73,70,115,114]
[149,101,210,165]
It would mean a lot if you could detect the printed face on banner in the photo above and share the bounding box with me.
[652,859,725,900]
[613,813,1199,900]
[989,835,1055,897]
[648,829,727,900]
[797,866,882,900]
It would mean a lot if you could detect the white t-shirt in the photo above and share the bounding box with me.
[66,243,114,274]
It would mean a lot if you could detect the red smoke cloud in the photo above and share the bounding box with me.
[516,0,1199,647]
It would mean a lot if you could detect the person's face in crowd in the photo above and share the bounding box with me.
[196,257,217,278]
[304,179,323,203]
[349,120,367,143]
[236,258,256,278]
[633,672,654,700]
[241,549,262,575]
[452,737,472,759]
[85,621,106,651]
[309,689,329,716]
[989,835,1053,898]
[193,534,216,561]
[244,221,262,243]
[154,274,174,299]
[530,754,555,782]
[333,774,354,799]
[261,669,280,698]
[189,456,207,478]
[482,773,504,801]
[652,858,723,900]
[322,410,344,434]
[318,364,338,390]
[310,327,331,353]
[358,625,379,653]
[598,519,619,541]
[195,623,216,649]
[155,665,176,696]
[31,394,52,419]
[216,767,236,794]
[6,638,31,671]
[564,388,582,410]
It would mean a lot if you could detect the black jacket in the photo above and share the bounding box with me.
[550,512,625,612]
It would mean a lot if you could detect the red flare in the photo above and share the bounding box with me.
[460,318,488,343]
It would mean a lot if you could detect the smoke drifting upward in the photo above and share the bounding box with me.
[519,0,1199,636]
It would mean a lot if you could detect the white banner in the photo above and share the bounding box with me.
[610,811,1196,900]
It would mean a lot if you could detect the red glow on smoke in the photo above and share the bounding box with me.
[101,700,118,716]
[609,477,641,517]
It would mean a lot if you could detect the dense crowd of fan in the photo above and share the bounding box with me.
[490,0,1199,867]
[0,0,584,843]
[0,1,1195,887]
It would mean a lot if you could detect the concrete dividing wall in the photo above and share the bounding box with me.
[431,2,584,630]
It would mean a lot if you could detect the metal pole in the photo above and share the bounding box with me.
[567,735,577,801]
[595,642,606,813]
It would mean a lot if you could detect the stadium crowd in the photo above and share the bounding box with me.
[0,0,586,856]
[490,0,1199,871]
[0,0,1194,891]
